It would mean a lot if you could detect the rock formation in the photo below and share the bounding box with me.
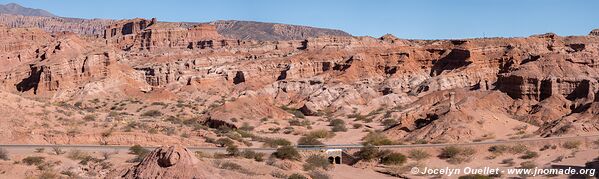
[116,145,224,179]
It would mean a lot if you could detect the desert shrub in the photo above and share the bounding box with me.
[458,174,492,179]
[308,170,330,179]
[519,161,536,169]
[22,156,45,165]
[501,158,515,166]
[273,146,301,161]
[408,149,430,161]
[241,149,265,162]
[129,145,149,156]
[519,151,539,159]
[226,145,240,156]
[488,145,510,154]
[289,119,310,126]
[141,110,162,117]
[298,136,324,146]
[355,145,379,161]
[52,147,66,155]
[362,132,395,145]
[83,114,97,121]
[128,145,150,162]
[271,171,288,178]
[68,150,91,160]
[439,146,476,164]
[34,148,45,153]
[216,138,235,147]
[306,129,335,139]
[508,144,528,154]
[380,152,407,165]
[329,119,347,132]
[0,148,8,160]
[288,173,308,179]
[262,138,292,148]
[303,155,331,171]
[540,144,557,151]
[562,141,581,149]
[218,161,243,171]
[151,102,166,106]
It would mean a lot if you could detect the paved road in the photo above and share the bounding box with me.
[0,134,597,153]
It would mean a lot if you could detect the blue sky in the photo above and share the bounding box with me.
[2,0,599,39]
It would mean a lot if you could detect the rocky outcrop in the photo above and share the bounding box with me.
[0,24,52,69]
[117,145,222,179]
[590,29,599,36]
[136,23,222,50]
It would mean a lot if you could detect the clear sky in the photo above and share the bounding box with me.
[2,0,599,39]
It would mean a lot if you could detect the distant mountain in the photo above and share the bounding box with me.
[0,3,56,17]
[211,20,351,41]
[0,3,352,40]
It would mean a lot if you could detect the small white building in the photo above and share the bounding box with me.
[325,149,343,164]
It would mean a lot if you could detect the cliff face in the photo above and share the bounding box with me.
[2,18,599,143]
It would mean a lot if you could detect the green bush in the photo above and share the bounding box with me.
[408,149,430,161]
[0,148,8,160]
[509,144,528,154]
[288,173,308,179]
[129,145,149,156]
[22,156,45,165]
[329,119,348,132]
[488,145,510,154]
[306,129,335,139]
[83,114,97,121]
[380,152,407,165]
[298,136,324,146]
[303,155,331,171]
[439,146,476,164]
[262,138,292,148]
[519,151,539,159]
[216,138,235,147]
[141,110,162,117]
[362,132,395,145]
[355,145,379,161]
[562,141,581,149]
[273,146,301,161]
[218,161,243,171]
[226,145,240,156]
[241,149,265,162]
[308,170,330,179]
